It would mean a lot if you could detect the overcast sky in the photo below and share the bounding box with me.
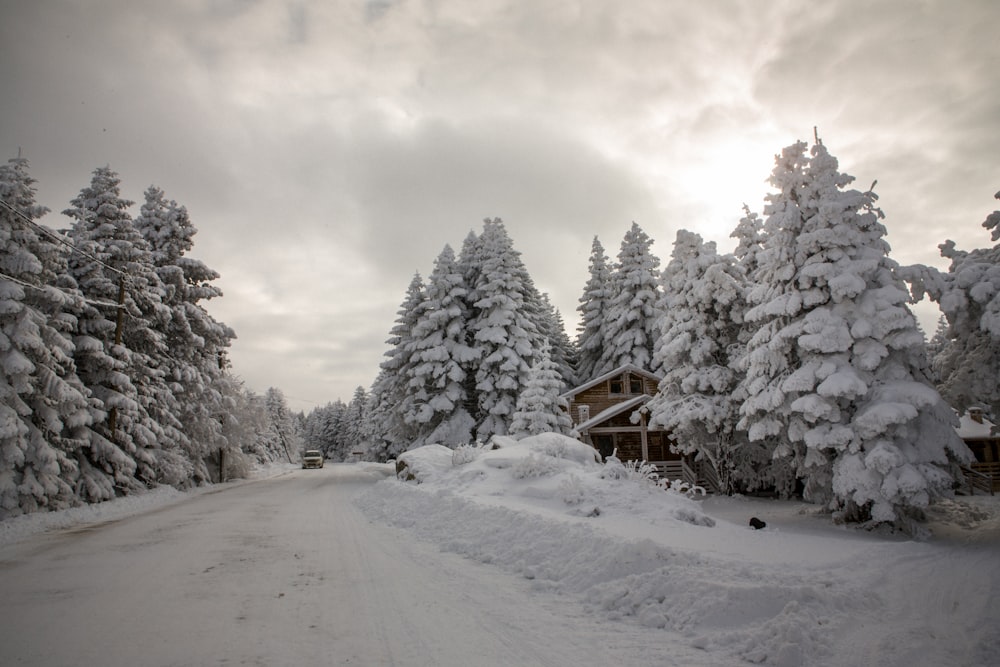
[2,0,998,412]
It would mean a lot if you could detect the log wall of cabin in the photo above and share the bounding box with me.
[566,373,661,427]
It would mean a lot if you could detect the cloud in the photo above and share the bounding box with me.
[2,0,998,409]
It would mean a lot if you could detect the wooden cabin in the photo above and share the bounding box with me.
[957,407,1000,493]
[560,364,718,491]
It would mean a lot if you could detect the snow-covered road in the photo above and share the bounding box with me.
[0,464,701,667]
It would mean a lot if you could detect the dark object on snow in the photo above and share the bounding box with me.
[749,517,766,530]
[587,507,601,517]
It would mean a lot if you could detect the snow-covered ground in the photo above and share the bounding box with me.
[0,461,299,547]
[1,439,997,666]
[359,434,1000,667]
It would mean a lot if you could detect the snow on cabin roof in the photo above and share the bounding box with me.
[956,411,999,440]
[575,394,650,433]
[560,364,662,399]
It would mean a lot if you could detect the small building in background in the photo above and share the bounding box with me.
[560,364,719,492]
[956,407,1000,493]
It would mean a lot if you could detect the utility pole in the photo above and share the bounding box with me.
[107,275,127,435]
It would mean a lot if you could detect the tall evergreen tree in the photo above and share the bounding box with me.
[405,245,477,447]
[467,218,542,440]
[647,230,764,493]
[366,273,425,456]
[135,185,235,484]
[62,167,154,498]
[263,387,299,462]
[737,139,970,529]
[576,236,611,380]
[904,191,1000,419]
[0,156,92,517]
[599,222,662,373]
[341,386,368,460]
[456,230,486,425]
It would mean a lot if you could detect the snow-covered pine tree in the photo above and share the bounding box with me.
[599,222,663,373]
[263,387,300,462]
[67,168,195,490]
[732,204,765,277]
[340,386,368,461]
[467,218,543,440]
[904,192,1000,419]
[737,138,971,529]
[61,167,149,499]
[576,236,611,381]
[510,344,573,437]
[456,229,486,425]
[304,400,347,459]
[366,273,425,458]
[404,245,477,448]
[0,156,93,517]
[135,185,236,485]
[531,291,577,388]
[646,230,765,494]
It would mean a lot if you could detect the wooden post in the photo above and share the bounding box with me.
[219,448,226,483]
[639,410,649,462]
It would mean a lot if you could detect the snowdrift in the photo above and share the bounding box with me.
[361,434,1000,667]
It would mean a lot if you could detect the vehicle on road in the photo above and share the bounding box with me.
[301,450,324,469]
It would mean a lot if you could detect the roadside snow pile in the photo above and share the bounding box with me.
[359,434,878,665]
[0,485,188,546]
[0,461,298,547]
[395,433,713,527]
[358,479,873,666]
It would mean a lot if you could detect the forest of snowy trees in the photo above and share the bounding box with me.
[302,137,999,532]
[4,134,999,531]
[0,158,300,519]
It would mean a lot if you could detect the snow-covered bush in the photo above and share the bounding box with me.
[451,444,480,466]
[523,432,602,465]
[600,454,628,480]
[511,453,562,479]
[533,436,568,459]
[664,478,707,498]
[623,460,662,485]
[558,474,587,505]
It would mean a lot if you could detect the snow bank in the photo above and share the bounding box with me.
[394,435,713,527]
[0,461,297,547]
[357,482,872,666]
[360,435,1000,666]
[361,437,866,664]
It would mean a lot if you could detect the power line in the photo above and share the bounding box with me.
[0,270,125,310]
[0,197,128,278]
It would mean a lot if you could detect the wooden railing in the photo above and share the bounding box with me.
[681,458,699,489]
[965,463,999,495]
[650,459,719,494]
[697,460,722,495]
[654,461,683,480]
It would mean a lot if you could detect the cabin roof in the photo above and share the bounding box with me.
[575,394,650,432]
[560,364,662,400]
[956,411,999,440]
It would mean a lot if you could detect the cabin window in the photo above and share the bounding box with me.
[610,374,644,395]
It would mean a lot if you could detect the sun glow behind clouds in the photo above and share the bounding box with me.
[626,129,784,254]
